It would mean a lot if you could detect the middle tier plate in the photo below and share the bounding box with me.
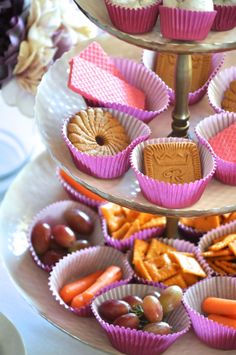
[35,35,236,217]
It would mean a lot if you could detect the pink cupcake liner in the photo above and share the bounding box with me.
[56,168,102,210]
[195,111,236,185]
[159,6,216,41]
[131,237,212,288]
[130,137,216,208]
[62,107,151,179]
[28,200,104,273]
[212,4,236,31]
[198,219,236,276]
[178,223,203,245]
[208,66,236,114]
[105,0,161,34]
[81,57,169,123]
[183,276,236,349]
[91,283,191,355]
[48,245,133,317]
[99,205,165,252]
[142,50,225,105]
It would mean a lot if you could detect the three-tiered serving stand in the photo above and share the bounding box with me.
[1,1,236,354]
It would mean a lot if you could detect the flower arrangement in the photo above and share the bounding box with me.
[1,0,96,117]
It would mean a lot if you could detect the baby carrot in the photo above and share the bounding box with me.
[202,297,236,318]
[208,314,236,330]
[71,265,122,309]
[59,270,104,304]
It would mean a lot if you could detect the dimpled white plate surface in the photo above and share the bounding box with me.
[0,151,235,355]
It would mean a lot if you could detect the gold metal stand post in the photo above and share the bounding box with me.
[165,217,179,238]
[171,54,192,137]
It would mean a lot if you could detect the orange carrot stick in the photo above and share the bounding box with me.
[202,297,236,319]
[71,265,122,309]
[208,314,236,329]
[59,270,104,304]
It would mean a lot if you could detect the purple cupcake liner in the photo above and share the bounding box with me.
[207,66,236,114]
[159,6,216,41]
[131,237,212,289]
[48,245,134,317]
[28,200,104,273]
[105,0,161,34]
[99,205,165,252]
[130,137,216,208]
[198,219,236,276]
[62,107,151,179]
[91,283,191,355]
[178,223,203,245]
[195,111,236,185]
[183,276,236,349]
[56,168,102,210]
[142,50,225,105]
[212,4,236,31]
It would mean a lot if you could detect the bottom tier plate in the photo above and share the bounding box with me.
[0,151,235,355]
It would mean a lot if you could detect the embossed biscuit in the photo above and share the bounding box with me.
[143,142,202,184]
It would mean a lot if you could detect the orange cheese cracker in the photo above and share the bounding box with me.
[152,263,179,282]
[134,259,152,281]
[168,251,206,278]
[147,253,172,268]
[202,249,233,258]
[182,272,199,286]
[111,222,130,240]
[164,273,188,289]
[145,239,176,260]
[229,240,236,256]
[209,234,236,251]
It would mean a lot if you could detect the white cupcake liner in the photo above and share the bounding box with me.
[28,200,104,272]
[131,237,212,288]
[91,283,191,355]
[48,246,133,317]
[62,107,151,179]
[208,66,236,114]
[183,276,236,349]
[130,137,216,208]
[198,219,236,276]
[195,112,236,185]
[56,168,103,210]
[99,205,165,251]
[142,50,224,105]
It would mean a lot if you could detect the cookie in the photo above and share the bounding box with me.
[143,142,202,184]
[221,80,236,113]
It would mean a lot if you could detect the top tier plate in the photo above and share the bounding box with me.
[74,0,236,54]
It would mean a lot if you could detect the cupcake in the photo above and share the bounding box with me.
[195,111,236,185]
[159,0,217,40]
[104,0,161,34]
[48,245,133,316]
[183,276,236,349]
[91,283,191,355]
[62,107,151,179]
[212,0,236,30]
[130,137,216,208]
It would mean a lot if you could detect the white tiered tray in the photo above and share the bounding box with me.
[35,35,236,217]
[74,0,236,53]
[0,151,235,355]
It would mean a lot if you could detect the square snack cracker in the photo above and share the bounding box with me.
[209,234,236,251]
[134,259,152,281]
[164,273,188,289]
[143,142,201,184]
[229,240,236,256]
[145,239,176,260]
[168,251,206,277]
[133,239,149,263]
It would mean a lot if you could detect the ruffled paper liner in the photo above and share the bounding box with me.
[56,168,102,210]
[159,6,216,41]
[195,111,236,185]
[198,219,236,276]
[212,4,236,31]
[207,66,236,114]
[130,137,216,208]
[28,200,104,273]
[142,50,225,105]
[48,246,133,317]
[131,237,212,289]
[82,57,169,123]
[183,276,236,349]
[178,223,203,245]
[99,205,165,252]
[104,0,161,34]
[91,283,191,355]
[62,107,151,179]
